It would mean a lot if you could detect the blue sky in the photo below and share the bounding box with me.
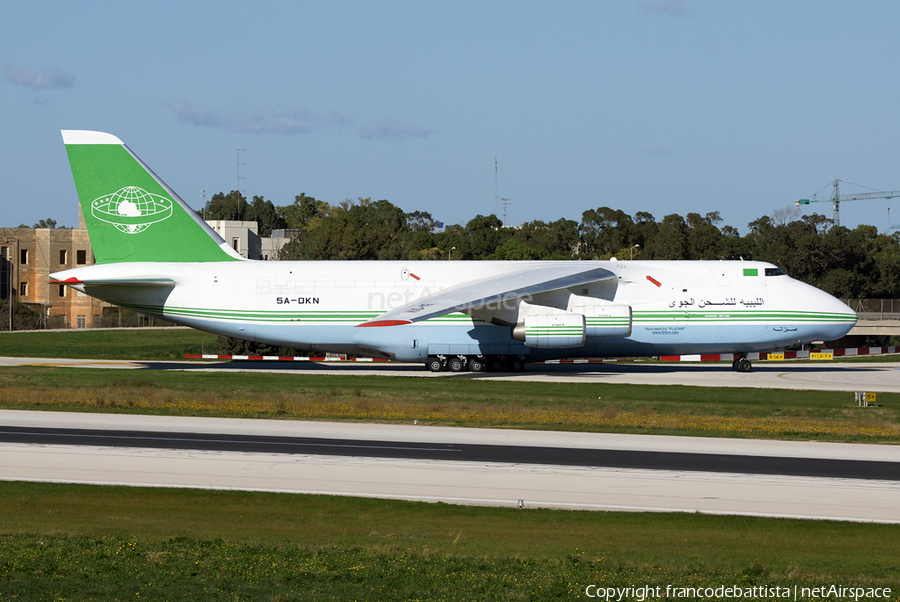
[3,0,900,234]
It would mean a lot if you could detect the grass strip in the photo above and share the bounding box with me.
[0,482,897,601]
[0,328,219,360]
[0,366,898,442]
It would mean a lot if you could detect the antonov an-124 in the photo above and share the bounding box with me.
[52,131,857,372]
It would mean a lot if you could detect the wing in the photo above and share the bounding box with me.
[357,264,616,327]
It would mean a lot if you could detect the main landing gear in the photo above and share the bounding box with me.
[732,355,752,373]
[426,354,526,373]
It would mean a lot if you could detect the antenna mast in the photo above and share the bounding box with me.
[236,149,246,220]
[493,157,498,217]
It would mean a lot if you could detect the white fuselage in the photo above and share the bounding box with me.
[53,259,857,362]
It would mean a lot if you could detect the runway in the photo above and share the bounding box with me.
[3,424,899,481]
[2,355,900,392]
[2,410,899,523]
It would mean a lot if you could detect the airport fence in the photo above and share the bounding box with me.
[843,299,900,321]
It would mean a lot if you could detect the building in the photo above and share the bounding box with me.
[1,218,293,330]
[1,227,106,329]
[206,220,291,260]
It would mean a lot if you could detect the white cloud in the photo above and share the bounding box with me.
[233,109,325,135]
[172,102,222,128]
[3,64,75,90]
[172,102,346,135]
[173,101,433,140]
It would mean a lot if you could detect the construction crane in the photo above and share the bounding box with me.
[795,179,900,227]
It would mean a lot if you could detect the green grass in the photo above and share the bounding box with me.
[0,328,219,360]
[0,482,897,601]
[2,331,898,598]
[1,366,898,442]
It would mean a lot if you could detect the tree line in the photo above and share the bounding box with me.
[203,191,900,299]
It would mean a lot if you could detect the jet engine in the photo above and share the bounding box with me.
[579,303,632,338]
[512,312,586,348]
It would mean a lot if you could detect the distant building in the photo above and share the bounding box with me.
[1,226,106,329]
[0,218,293,330]
[205,220,291,260]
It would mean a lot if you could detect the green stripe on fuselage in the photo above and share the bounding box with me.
[116,304,855,327]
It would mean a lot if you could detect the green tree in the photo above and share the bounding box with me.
[685,212,724,259]
[463,214,507,259]
[406,210,439,233]
[644,214,688,259]
[279,198,408,260]
[208,187,900,303]
[204,191,249,221]
[513,218,579,259]
[718,224,751,260]
[204,192,286,237]
[870,231,900,298]
[246,196,286,237]
[493,238,546,260]
[279,193,331,229]
[578,207,635,259]
[432,224,470,261]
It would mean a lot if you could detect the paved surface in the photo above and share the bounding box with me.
[2,356,899,392]
[4,425,898,480]
[2,410,899,523]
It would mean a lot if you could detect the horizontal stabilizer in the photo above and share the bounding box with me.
[51,277,175,287]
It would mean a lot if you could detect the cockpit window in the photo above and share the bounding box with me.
[765,268,786,276]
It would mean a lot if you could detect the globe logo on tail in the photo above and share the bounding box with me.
[91,186,173,234]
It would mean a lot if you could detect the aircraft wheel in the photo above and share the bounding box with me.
[734,357,752,373]
[426,356,444,372]
[467,356,485,372]
[508,357,525,372]
[448,357,466,372]
[486,356,504,372]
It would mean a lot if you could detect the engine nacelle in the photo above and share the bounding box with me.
[581,304,632,338]
[512,313,586,348]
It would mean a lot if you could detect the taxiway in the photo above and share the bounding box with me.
[1,356,899,392]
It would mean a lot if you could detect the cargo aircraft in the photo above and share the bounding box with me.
[52,131,857,372]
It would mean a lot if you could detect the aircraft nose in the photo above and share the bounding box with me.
[814,289,857,341]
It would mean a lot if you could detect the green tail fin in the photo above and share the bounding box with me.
[62,130,242,263]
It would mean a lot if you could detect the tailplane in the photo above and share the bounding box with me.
[61,130,243,263]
